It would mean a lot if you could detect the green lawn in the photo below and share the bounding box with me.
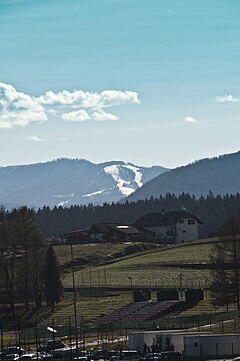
[54,243,130,266]
[62,239,216,289]
[50,293,132,321]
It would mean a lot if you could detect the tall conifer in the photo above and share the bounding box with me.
[44,245,63,308]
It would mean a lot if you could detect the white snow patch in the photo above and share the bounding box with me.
[123,164,143,188]
[57,200,70,207]
[83,189,105,198]
[104,163,143,197]
[104,165,133,196]
[54,194,74,198]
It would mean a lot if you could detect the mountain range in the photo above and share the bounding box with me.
[1,151,240,210]
[127,151,240,202]
[0,158,166,209]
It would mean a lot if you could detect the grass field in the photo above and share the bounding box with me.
[61,239,216,289]
[2,237,240,343]
[50,293,132,321]
[55,243,130,267]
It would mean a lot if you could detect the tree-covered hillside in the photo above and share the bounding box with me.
[127,151,240,201]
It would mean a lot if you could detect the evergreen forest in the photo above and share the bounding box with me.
[36,192,240,239]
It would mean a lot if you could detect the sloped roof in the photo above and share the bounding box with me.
[108,224,141,235]
[135,211,203,227]
[89,223,142,235]
[89,223,114,234]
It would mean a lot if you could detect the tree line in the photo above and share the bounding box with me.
[0,206,63,316]
[36,192,240,239]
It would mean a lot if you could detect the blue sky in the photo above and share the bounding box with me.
[1,0,240,168]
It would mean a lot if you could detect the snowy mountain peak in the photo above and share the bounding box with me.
[104,163,143,196]
[0,158,167,208]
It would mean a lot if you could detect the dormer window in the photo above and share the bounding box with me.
[188,219,195,224]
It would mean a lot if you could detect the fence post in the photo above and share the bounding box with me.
[216,342,218,361]
[35,319,38,361]
[1,320,3,361]
[200,343,203,361]
[18,319,21,356]
[52,318,56,361]
[68,317,72,360]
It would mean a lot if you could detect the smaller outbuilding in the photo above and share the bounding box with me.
[184,334,240,360]
[129,330,240,360]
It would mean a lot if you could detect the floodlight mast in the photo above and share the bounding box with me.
[70,241,79,357]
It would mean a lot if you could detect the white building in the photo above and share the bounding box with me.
[184,334,240,359]
[128,330,208,353]
[129,331,240,359]
[135,211,203,243]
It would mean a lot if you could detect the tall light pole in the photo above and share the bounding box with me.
[178,272,183,301]
[128,277,133,301]
[70,242,79,357]
[1,320,4,361]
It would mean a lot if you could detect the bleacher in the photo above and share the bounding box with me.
[99,300,181,323]
[122,300,180,321]
[99,301,149,323]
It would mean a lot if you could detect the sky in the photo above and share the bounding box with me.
[1,0,240,168]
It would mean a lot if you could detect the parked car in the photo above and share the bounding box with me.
[51,347,77,361]
[90,350,113,361]
[3,348,24,357]
[37,340,65,353]
[19,354,39,361]
[110,351,138,361]
[40,353,53,361]
[73,357,88,361]
[158,352,182,361]
[142,353,161,361]
[3,353,20,361]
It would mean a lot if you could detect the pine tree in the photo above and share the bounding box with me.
[10,206,44,311]
[210,213,240,310]
[44,245,63,309]
[210,244,235,310]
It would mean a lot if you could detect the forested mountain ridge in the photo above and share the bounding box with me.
[127,151,240,202]
[0,158,166,209]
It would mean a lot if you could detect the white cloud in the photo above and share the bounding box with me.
[0,82,47,129]
[0,82,140,129]
[99,90,140,108]
[183,116,199,124]
[62,109,90,121]
[59,137,68,141]
[91,109,118,121]
[38,89,140,108]
[214,95,239,103]
[27,136,45,142]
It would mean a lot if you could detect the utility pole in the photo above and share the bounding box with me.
[178,272,183,301]
[70,242,79,357]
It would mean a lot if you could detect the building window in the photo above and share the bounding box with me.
[179,219,184,224]
[182,230,186,233]
[188,219,195,225]
[194,342,198,348]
